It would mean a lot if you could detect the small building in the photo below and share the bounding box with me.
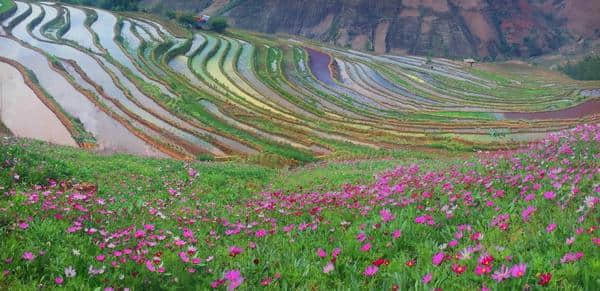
[464,58,477,67]
[195,15,210,29]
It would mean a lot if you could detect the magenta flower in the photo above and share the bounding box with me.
[380,209,395,223]
[323,262,334,274]
[22,252,35,261]
[432,252,445,266]
[546,223,557,233]
[229,246,243,257]
[18,222,29,230]
[55,276,63,285]
[188,167,198,178]
[422,272,432,284]
[560,252,584,264]
[96,255,105,262]
[179,251,190,263]
[363,265,378,277]
[492,265,510,282]
[392,230,402,240]
[543,191,556,200]
[224,270,244,290]
[356,232,366,242]
[332,247,341,259]
[134,229,145,239]
[317,248,327,258]
[521,205,536,222]
[255,229,267,238]
[475,264,492,276]
[510,263,527,278]
[211,279,225,289]
[448,239,458,247]
[145,260,156,272]
[360,243,371,252]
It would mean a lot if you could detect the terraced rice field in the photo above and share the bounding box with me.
[1,0,600,164]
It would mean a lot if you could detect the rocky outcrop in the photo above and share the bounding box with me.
[141,0,600,59]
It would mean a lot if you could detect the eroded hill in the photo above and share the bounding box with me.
[141,0,600,59]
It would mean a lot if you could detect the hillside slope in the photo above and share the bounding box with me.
[141,0,600,59]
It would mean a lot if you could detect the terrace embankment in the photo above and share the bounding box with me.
[3,0,600,163]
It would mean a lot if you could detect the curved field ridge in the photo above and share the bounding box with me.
[0,0,599,162]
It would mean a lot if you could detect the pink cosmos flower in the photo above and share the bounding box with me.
[211,279,225,288]
[55,277,63,285]
[356,232,366,242]
[543,191,556,200]
[323,262,334,274]
[560,252,584,264]
[363,265,378,277]
[224,270,244,290]
[360,243,371,252]
[22,252,35,261]
[521,205,536,222]
[475,264,492,276]
[134,229,145,239]
[511,263,527,278]
[260,277,272,286]
[380,209,395,223]
[492,265,510,282]
[448,240,458,247]
[566,236,575,245]
[229,246,243,257]
[255,229,267,238]
[332,247,341,259]
[18,222,29,230]
[392,230,402,240]
[96,255,105,262]
[317,248,327,258]
[145,260,156,272]
[432,252,444,266]
[422,272,432,284]
[546,223,557,233]
[186,167,198,178]
[179,252,190,263]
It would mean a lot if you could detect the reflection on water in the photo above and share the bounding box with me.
[0,62,77,147]
[0,36,165,157]
[62,6,101,53]
[502,99,600,120]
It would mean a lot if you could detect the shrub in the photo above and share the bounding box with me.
[560,55,600,80]
[209,16,229,33]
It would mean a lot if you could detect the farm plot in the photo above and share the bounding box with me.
[0,0,598,163]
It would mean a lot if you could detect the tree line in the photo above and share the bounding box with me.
[560,55,600,81]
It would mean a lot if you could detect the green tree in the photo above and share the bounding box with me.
[209,17,229,33]
[177,13,196,27]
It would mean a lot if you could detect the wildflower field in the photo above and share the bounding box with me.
[1,124,598,290]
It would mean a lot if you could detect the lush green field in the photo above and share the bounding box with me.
[1,124,598,290]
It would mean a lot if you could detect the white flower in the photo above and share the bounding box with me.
[72,249,80,256]
[64,266,76,278]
